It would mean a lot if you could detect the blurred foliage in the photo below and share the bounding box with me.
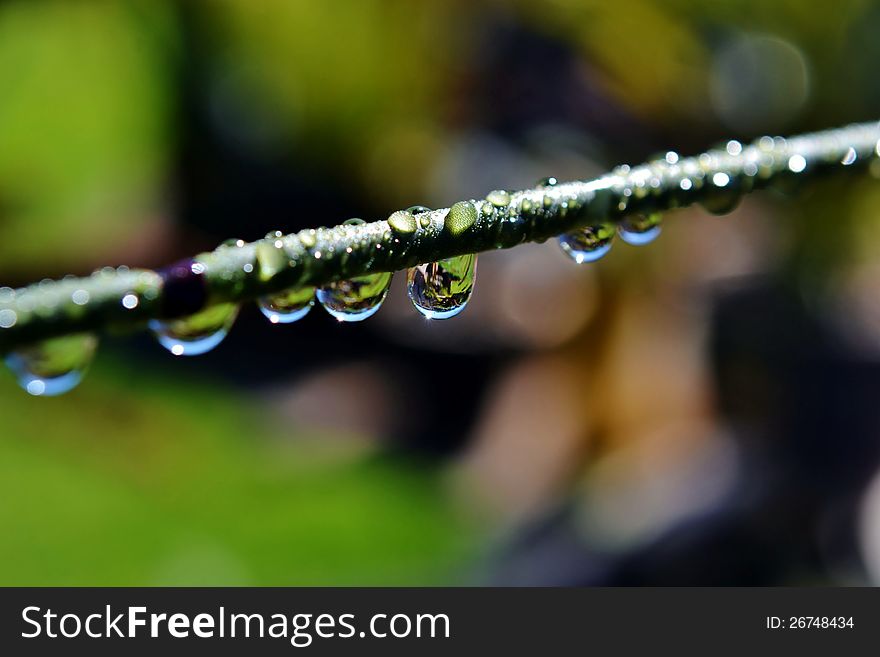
[0,354,473,585]
[0,0,176,271]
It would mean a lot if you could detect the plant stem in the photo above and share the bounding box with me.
[1,121,878,353]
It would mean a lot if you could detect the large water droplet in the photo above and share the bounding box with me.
[407,254,477,319]
[5,333,98,396]
[699,172,742,215]
[617,213,662,246]
[149,302,239,356]
[317,272,392,322]
[558,224,615,263]
[257,287,315,324]
[387,210,417,235]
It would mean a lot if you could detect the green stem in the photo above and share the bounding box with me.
[1,121,878,353]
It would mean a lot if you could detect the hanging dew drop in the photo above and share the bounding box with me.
[618,212,663,246]
[558,224,615,263]
[257,287,315,324]
[149,302,239,356]
[5,333,98,396]
[407,253,477,320]
[387,210,417,235]
[317,272,392,322]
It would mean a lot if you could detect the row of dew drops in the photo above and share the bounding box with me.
[6,132,871,397]
[3,207,482,396]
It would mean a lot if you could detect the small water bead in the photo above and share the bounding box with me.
[536,176,558,188]
[444,201,477,236]
[317,271,392,322]
[407,254,477,320]
[486,190,511,208]
[405,205,434,229]
[149,302,239,356]
[257,287,315,324]
[617,213,662,246]
[6,333,98,396]
[558,224,615,264]
[222,238,245,248]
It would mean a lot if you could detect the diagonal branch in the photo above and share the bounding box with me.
[1,121,878,353]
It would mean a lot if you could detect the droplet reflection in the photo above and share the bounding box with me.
[5,333,98,396]
[257,287,315,324]
[617,213,663,246]
[149,303,239,356]
[558,225,615,263]
[317,272,393,322]
[407,254,477,319]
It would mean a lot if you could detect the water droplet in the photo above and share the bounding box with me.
[444,201,477,236]
[149,303,239,356]
[788,154,807,173]
[0,308,16,328]
[406,205,431,215]
[558,224,615,263]
[221,238,245,248]
[700,190,742,215]
[343,218,366,226]
[317,272,392,322]
[536,176,558,188]
[387,210,417,235]
[618,213,662,246]
[486,190,511,207]
[407,254,477,320]
[257,287,315,324]
[700,174,742,215]
[265,230,284,239]
[5,333,98,396]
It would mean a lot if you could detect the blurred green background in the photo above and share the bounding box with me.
[2,0,880,585]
